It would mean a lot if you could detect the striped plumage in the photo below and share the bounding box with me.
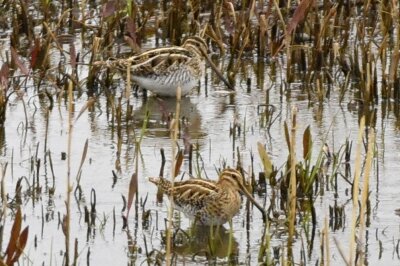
[107,36,208,97]
[149,168,266,225]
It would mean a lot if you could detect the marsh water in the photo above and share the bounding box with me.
[1,1,400,265]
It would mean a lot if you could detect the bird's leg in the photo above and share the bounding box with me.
[227,219,234,258]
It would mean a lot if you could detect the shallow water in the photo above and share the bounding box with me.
[1,2,400,265]
[2,59,400,265]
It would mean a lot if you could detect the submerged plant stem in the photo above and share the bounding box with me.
[166,86,181,264]
[66,81,73,265]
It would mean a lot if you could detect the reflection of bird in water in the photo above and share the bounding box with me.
[172,225,239,260]
[132,97,202,142]
[149,168,267,225]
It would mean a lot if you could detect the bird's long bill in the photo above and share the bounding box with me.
[239,184,267,223]
[199,48,234,91]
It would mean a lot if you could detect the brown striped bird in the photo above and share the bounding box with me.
[149,168,266,225]
[96,36,232,96]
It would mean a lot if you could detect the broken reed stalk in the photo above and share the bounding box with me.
[126,60,131,99]
[348,116,365,265]
[334,236,350,265]
[65,80,74,265]
[287,106,297,260]
[323,216,330,266]
[358,129,375,264]
[21,98,28,135]
[166,86,181,264]
[134,141,139,207]
[44,109,49,164]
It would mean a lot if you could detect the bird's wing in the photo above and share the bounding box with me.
[171,179,220,209]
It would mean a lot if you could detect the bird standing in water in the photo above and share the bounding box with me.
[96,36,232,97]
[149,168,266,225]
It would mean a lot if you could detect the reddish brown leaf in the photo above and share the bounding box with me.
[30,39,41,69]
[286,0,314,35]
[11,47,29,75]
[124,36,140,52]
[126,172,137,218]
[126,17,136,39]
[70,43,76,70]
[5,208,22,265]
[174,150,184,177]
[268,0,300,54]
[18,226,29,251]
[302,126,312,159]
[0,63,9,87]
[61,214,67,237]
[102,1,116,18]
[10,226,29,264]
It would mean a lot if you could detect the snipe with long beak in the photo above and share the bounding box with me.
[149,168,266,225]
[96,36,232,97]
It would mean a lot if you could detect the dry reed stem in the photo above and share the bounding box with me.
[271,0,287,56]
[134,144,139,204]
[75,139,88,185]
[334,236,350,266]
[65,80,74,265]
[126,61,131,99]
[358,129,375,264]
[288,106,297,260]
[348,116,365,265]
[44,110,49,164]
[324,216,330,266]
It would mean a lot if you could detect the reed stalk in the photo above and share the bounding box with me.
[258,217,271,263]
[288,106,297,261]
[134,143,139,207]
[126,61,131,100]
[348,116,365,265]
[358,129,375,264]
[324,216,330,266]
[44,109,49,164]
[65,80,74,265]
[0,162,7,251]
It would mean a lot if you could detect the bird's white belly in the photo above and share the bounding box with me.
[132,75,198,97]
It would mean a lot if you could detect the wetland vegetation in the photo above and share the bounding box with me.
[0,0,399,265]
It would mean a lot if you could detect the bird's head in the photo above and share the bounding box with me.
[218,168,267,223]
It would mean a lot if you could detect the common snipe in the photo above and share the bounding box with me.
[149,168,266,225]
[97,36,232,97]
